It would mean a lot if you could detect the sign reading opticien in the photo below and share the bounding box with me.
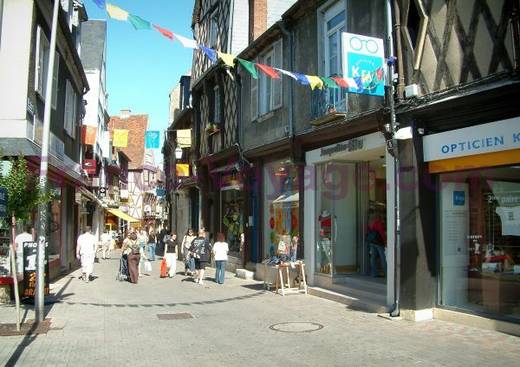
[423,117,520,162]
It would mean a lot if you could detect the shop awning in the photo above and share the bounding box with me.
[107,208,140,223]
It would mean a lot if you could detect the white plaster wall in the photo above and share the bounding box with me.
[0,0,33,137]
[230,0,249,55]
[84,71,100,127]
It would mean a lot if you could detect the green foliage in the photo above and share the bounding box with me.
[0,155,52,225]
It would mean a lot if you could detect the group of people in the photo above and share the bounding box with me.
[118,227,229,286]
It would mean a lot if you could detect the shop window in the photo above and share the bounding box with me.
[64,80,77,138]
[439,167,520,321]
[221,188,243,255]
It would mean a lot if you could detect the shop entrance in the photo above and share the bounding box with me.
[315,149,387,278]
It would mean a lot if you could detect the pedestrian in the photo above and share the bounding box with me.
[157,227,168,258]
[189,228,212,285]
[76,226,97,282]
[163,232,178,278]
[14,225,34,280]
[148,228,157,261]
[181,228,196,276]
[100,230,112,259]
[212,232,229,284]
[367,210,387,277]
[122,231,141,284]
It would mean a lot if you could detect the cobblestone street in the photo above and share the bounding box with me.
[0,255,519,367]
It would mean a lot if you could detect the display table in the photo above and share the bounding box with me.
[264,261,307,296]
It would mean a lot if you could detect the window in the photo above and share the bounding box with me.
[35,26,59,109]
[213,85,221,124]
[209,9,218,49]
[323,3,346,110]
[64,80,77,138]
[251,40,283,120]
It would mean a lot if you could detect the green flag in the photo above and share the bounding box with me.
[238,58,258,79]
[128,14,151,30]
[321,77,339,89]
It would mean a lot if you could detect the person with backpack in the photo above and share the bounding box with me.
[367,210,387,278]
[189,228,212,285]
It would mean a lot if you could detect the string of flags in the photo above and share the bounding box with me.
[92,1,386,93]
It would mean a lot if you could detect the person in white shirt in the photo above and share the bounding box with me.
[100,231,112,260]
[14,225,34,280]
[212,232,229,284]
[76,226,97,282]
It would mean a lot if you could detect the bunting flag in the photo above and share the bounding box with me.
[105,3,128,21]
[153,24,174,40]
[128,14,151,30]
[276,68,297,80]
[175,34,198,49]
[217,52,235,67]
[292,72,310,85]
[376,67,384,81]
[199,46,217,63]
[321,77,339,89]
[93,0,105,9]
[82,125,97,146]
[145,130,161,149]
[237,59,258,79]
[331,76,349,88]
[256,64,280,79]
[306,75,324,90]
[113,129,129,148]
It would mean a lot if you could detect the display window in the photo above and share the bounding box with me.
[263,160,300,260]
[221,189,243,256]
[439,166,520,321]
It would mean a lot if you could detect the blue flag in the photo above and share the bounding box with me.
[145,130,160,149]
[199,45,218,63]
[93,0,106,9]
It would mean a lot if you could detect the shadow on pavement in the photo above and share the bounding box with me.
[240,284,266,291]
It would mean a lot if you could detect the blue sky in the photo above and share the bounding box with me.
[84,0,195,164]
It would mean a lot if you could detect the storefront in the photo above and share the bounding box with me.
[304,131,395,305]
[423,117,520,322]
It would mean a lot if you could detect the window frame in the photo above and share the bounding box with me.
[35,26,59,109]
[209,8,218,49]
[213,85,221,124]
[64,79,77,139]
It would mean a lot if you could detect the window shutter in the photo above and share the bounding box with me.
[64,80,72,137]
[273,40,283,109]
[251,73,258,121]
[51,52,59,109]
[71,89,77,139]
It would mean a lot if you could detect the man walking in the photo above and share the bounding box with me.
[100,230,112,259]
[76,226,97,282]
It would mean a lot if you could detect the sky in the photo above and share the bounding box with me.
[84,0,196,165]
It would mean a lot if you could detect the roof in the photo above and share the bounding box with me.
[109,114,148,170]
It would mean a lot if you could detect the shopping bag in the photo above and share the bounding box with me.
[160,258,168,278]
[144,260,152,272]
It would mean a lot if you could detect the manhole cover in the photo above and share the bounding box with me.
[269,322,324,333]
[157,313,193,320]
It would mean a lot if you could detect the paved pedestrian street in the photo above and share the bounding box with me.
[0,255,518,367]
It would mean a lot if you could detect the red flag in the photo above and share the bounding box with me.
[331,76,349,88]
[153,24,174,40]
[256,63,280,79]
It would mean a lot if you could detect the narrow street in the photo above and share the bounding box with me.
[0,254,518,367]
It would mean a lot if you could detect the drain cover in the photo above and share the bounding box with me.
[157,313,193,320]
[269,322,324,333]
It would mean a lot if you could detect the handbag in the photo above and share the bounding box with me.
[144,260,152,272]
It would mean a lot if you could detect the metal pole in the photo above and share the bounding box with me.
[36,0,60,323]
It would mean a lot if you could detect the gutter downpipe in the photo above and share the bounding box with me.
[387,0,401,318]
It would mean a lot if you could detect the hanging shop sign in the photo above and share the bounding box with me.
[342,32,385,96]
[423,117,520,162]
[83,159,97,175]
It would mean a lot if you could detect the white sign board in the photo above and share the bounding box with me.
[423,117,520,162]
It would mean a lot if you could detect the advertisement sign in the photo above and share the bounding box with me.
[83,159,97,175]
[342,32,385,96]
[22,241,49,298]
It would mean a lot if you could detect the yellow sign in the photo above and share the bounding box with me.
[176,164,190,177]
[113,129,129,148]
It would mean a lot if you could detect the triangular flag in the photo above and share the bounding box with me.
[93,0,105,9]
[256,64,280,79]
[113,129,129,148]
[276,68,297,80]
[153,24,174,40]
[292,72,310,85]
[106,3,129,21]
[175,34,198,49]
[200,46,217,63]
[128,14,151,30]
[305,75,324,90]
[145,130,161,149]
[321,77,339,89]
[331,76,349,88]
[237,59,258,79]
[218,52,235,67]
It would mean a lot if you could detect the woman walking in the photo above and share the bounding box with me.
[189,229,212,285]
[148,229,157,261]
[213,232,229,284]
[181,229,196,276]
[122,232,140,284]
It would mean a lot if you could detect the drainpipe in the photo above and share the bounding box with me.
[278,21,294,142]
[387,0,401,318]
[393,0,405,99]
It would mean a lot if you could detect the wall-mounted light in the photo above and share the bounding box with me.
[395,126,413,140]
[174,147,183,159]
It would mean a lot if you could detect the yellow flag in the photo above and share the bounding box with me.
[217,52,235,68]
[306,75,324,90]
[106,3,129,21]
[113,129,129,148]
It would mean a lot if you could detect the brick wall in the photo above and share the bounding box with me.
[249,0,267,43]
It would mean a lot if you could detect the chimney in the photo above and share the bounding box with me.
[120,109,131,119]
[249,0,267,43]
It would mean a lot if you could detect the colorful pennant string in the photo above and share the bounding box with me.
[199,46,218,63]
[153,24,174,40]
[305,75,324,90]
[93,0,105,9]
[331,76,349,88]
[175,34,198,49]
[217,52,236,68]
[128,14,151,30]
[321,77,339,89]
[105,3,128,21]
[256,64,280,79]
[237,59,258,79]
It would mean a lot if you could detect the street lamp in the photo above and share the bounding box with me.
[174,146,183,159]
